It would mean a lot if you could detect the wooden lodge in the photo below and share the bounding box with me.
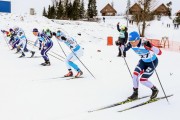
[152,4,170,15]
[100,3,117,16]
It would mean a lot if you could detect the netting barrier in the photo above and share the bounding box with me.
[148,37,180,53]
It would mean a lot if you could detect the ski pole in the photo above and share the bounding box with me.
[27,41,64,62]
[70,48,96,79]
[56,39,67,57]
[28,40,65,59]
[120,46,132,78]
[150,55,169,103]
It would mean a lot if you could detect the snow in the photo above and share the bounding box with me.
[0,13,180,120]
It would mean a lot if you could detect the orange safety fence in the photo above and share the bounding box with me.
[148,39,180,53]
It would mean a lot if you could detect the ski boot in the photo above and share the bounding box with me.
[75,70,83,78]
[64,70,73,77]
[150,86,159,99]
[41,60,51,66]
[128,88,138,100]
[15,48,21,53]
[19,52,25,58]
[30,51,35,58]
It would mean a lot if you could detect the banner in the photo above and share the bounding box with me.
[0,1,11,13]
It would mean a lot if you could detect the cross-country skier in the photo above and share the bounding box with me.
[13,26,35,58]
[8,28,20,50]
[53,30,84,78]
[123,31,162,100]
[33,28,53,66]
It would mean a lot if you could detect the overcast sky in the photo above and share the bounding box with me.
[9,0,180,16]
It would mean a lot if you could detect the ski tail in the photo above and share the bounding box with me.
[118,94,173,112]
[88,95,150,113]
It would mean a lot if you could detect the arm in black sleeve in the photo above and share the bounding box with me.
[117,24,121,32]
[125,31,128,43]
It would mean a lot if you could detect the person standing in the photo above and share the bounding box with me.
[116,22,128,57]
[53,30,84,78]
[33,28,53,66]
[123,31,162,100]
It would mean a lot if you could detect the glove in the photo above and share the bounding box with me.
[115,40,121,46]
[143,41,153,51]
[70,46,73,49]
[43,46,47,49]
[1,30,5,33]
[39,47,41,50]
[143,41,152,48]
[61,36,67,40]
[52,32,56,36]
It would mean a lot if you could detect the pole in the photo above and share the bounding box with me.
[151,56,169,103]
[70,48,96,79]
[28,40,65,59]
[56,39,67,57]
[120,47,132,78]
[27,41,64,62]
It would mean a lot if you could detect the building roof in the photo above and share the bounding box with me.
[176,10,180,13]
[129,1,169,12]
[100,3,117,13]
[152,3,169,12]
[129,3,143,11]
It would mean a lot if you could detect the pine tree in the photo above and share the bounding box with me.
[79,0,85,19]
[72,0,80,20]
[64,0,69,19]
[47,5,52,18]
[87,0,97,18]
[50,4,56,19]
[166,1,172,16]
[56,0,64,19]
[43,7,47,17]
[68,2,73,19]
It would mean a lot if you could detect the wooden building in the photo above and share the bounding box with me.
[152,4,170,15]
[129,3,170,16]
[129,3,143,15]
[100,3,117,16]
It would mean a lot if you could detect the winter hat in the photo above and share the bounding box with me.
[33,28,38,32]
[121,25,126,30]
[9,28,13,32]
[13,26,19,32]
[56,30,62,37]
[129,31,140,41]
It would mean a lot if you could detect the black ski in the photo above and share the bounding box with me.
[118,94,173,112]
[88,95,150,113]
[66,76,84,80]
[27,56,41,58]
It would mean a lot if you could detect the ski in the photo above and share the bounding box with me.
[66,76,84,80]
[48,76,72,80]
[46,76,83,80]
[88,95,150,113]
[27,56,41,58]
[118,94,173,112]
